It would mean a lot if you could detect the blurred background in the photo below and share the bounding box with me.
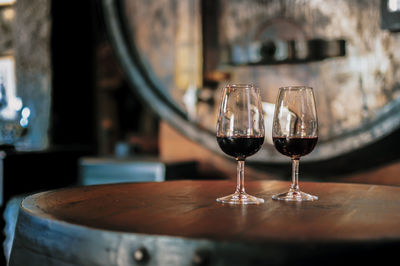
[1,0,400,263]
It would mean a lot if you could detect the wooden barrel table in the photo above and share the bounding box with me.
[9,180,400,265]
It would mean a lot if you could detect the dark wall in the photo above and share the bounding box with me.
[50,0,97,150]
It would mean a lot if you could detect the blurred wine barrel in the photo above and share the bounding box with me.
[100,0,400,176]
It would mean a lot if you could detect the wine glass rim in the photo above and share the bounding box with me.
[227,84,256,88]
[279,86,313,91]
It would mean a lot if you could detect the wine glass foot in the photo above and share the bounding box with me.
[216,191,264,204]
[272,190,318,202]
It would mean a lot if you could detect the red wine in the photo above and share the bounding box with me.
[217,136,264,159]
[273,136,318,158]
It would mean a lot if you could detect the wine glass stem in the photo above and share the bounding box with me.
[291,158,300,191]
[236,159,246,194]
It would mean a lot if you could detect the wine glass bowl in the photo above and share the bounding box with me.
[272,86,318,201]
[216,84,265,204]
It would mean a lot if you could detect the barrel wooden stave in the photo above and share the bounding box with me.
[10,212,398,266]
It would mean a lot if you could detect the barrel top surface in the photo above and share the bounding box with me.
[22,180,400,243]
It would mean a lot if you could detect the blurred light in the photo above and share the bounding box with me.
[10,97,22,111]
[2,8,15,20]
[21,107,30,118]
[388,0,400,12]
[20,118,28,128]
[0,0,16,6]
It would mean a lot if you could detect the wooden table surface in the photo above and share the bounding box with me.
[11,180,400,266]
[23,180,400,241]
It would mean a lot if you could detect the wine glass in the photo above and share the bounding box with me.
[272,86,318,201]
[216,84,265,204]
